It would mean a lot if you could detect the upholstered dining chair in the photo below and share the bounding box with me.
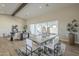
[25,38,41,56]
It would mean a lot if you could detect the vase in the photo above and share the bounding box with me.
[68,33,75,45]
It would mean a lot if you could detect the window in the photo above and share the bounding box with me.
[29,21,58,35]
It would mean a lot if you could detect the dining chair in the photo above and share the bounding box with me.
[58,43,66,56]
[26,38,41,56]
[43,36,60,56]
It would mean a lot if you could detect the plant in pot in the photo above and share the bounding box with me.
[67,19,79,45]
[22,25,27,33]
[20,25,27,40]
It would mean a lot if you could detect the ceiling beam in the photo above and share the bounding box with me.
[12,3,27,16]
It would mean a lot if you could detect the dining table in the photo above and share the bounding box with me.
[29,34,57,45]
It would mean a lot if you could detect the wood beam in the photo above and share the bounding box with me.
[12,3,27,16]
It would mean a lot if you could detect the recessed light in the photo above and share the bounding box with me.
[39,6,42,8]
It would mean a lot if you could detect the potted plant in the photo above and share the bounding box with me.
[67,19,79,45]
[22,25,27,33]
[20,25,27,40]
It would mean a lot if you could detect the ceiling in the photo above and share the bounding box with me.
[0,3,79,20]
[0,3,21,15]
[15,3,79,20]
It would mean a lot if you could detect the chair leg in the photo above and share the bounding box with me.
[31,48,32,56]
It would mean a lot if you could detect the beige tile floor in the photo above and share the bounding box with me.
[0,37,79,56]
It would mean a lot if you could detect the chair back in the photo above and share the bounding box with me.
[26,38,32,51]
[60,43,66,55]
[53,36,59,45]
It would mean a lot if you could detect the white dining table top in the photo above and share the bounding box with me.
[45,43,55,50]
[29,34,57,45]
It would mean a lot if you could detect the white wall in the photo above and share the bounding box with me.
[26,5,79,42]
[0,15,25,37]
